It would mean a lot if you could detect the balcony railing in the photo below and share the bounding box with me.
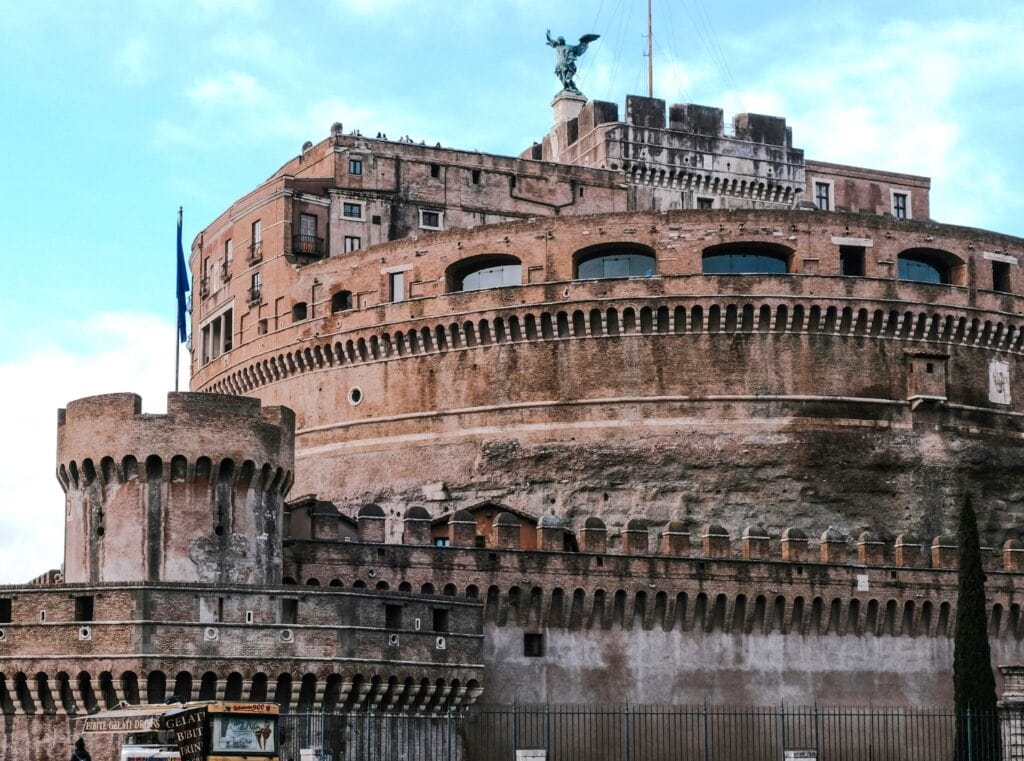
[293,234,326,258]
[248,241,263,264]
[199,277,210,298]
[220,260,232,280]
[248,285,262,304]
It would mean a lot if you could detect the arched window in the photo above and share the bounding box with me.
[292,302,308,322]
[897,248,962,285]
[446,255,522,292]
[331,290,353,313]
[702,242,792,274]
[574,243,656,279]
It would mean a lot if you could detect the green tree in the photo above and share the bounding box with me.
[953,492,1000,760]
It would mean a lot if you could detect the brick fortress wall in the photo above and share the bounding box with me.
[191,209,1024,546]
[287,507,1024,707]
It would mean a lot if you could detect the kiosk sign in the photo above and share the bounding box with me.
[166,707,207,761]
[783,751,817,761]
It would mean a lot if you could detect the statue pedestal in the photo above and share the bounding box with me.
[551,91,587,126]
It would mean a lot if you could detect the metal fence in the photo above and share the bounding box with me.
[280,704,1011,761]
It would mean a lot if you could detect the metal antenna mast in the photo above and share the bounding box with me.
[647,0,654,97]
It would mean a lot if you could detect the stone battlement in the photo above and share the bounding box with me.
[57,393,296,586]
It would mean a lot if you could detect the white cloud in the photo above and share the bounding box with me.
[112,36,152,87]
[153,120,202,148]
[209,29,284,65]
[187,72,267,107]
[0,312,185,584]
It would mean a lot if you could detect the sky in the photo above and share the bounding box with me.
[1,0,1023,583]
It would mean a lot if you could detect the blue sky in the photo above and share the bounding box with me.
[1,0,1023,583]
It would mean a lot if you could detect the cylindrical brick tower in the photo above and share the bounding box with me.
[56,392,294,585]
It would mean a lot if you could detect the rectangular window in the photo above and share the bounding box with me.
[74,596,94,622]
[0,598,10,623]
[419,209,442,230]
[250,272,261,303]
[389,271,406,302]
[224,239,233,266]
[222,308,233,352]
[893,193,908,220]
[430,164,441,179]
[300,213,317,236]
[432,608,450,633]
[200,307,234,365]
[344,236,361,252]
[523,632,544,657]
[433,537,450,547]
[252,219,262,244]
[349,158,363,175]
[471,169,481,185]
[993,260,1012,292]
[474,535,486,548]
[839,246,865,276]
[814,182,831,211]
[280,599,298,625]
[697,197,713,210]
[372,215,382,225]
[343,202,362,219]
[385,604,402,629]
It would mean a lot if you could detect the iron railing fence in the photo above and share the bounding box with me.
[280,704,1012,761]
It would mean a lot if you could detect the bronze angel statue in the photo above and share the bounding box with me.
[546,30,600,95]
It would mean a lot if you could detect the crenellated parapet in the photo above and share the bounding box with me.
[57,393,295,585]
[285,506,1024,643]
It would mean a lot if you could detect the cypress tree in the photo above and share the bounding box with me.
[953,492,1000,760]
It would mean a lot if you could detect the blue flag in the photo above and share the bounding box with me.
[176,208,189,343]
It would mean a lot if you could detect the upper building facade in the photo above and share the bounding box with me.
[187,91,1022,551]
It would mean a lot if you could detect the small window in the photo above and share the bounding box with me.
[471,169,481,185]
[331,290,353,313]
[523,632,544,657]
[344,236,361,252]
[280,599,298,625]
[257,319,268,335]
[420,209,442,230]
[892,192,908,220]
[300,213,317,236]
[252,219,262,245]
[292,302,308,322]
[474,535,486,548]
[250,272,261,302]
[343,202,362,219]
[509,175,517,190]
[0,599,11,623]
[432,608,450,632]
[814,182,831,211]
[349,158,363,175]
[430,164,440,179]
[697,197,713,210]
[371,215,382,225]
[434,537,450,547]
[224,239,233,266]
[840,245,865,276]
[993,260,1012,292]
[389,271,406,302]
[385,604,402,629]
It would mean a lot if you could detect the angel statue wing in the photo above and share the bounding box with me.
[569,34,600,57]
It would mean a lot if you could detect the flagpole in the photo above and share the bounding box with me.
[175,206,183,393]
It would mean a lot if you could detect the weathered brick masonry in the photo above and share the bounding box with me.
[4,91,1024,758]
